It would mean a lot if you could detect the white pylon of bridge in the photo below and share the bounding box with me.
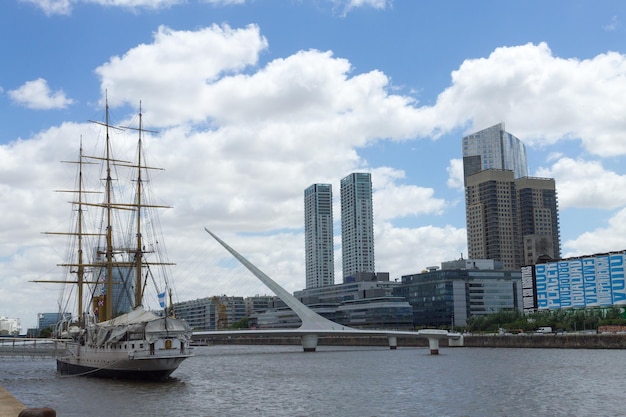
[204,228,462,353]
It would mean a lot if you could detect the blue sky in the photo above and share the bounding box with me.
[3,0,626,330]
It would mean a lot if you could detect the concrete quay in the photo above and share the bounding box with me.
[0,386,56,417]
[0,386,25,417]
[462,333,626,349]
[195,332,626,349]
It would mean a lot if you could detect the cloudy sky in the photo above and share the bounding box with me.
[3,0,626,330]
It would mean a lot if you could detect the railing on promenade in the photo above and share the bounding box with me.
[0,337,65,358]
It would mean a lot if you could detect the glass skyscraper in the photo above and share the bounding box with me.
[462,122,528,183]
[304,184,335,289]
[463,123,560,269]
[340,173,375,281]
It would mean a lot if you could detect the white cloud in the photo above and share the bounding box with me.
[95,24,268,126]
[21,0,73,15]
[375,222,467,276]
[202,0,245,4]
[332,0,391,16]
[536,157,626,209]
[564,208,626,257]
[91,31,626,166]
[372,167,446,220]
[426,42,626,157]
[603,15,619,31]
[446,158,464,190]
[21,0,186,15]
[23,0,384,16]
[96,28,436,151]
[8,78,74,110]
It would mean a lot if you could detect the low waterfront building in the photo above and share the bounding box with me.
[246,278,410,330]
[244,295,283,317]
[250,298,413,330]
[522,250,626,312]
[174,296,247,330]
[252,307,302,329]
[245,295,293,328]
[0,316,20,336]
[292,278,412,329]
[395,259,522,327]
[37,312,71,334]
[293,274,396,305]
[335,297,413,329]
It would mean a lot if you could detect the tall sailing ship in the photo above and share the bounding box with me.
[41,100,193,380]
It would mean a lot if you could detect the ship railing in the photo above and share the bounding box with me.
[128,346,193,360]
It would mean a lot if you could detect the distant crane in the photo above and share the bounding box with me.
[212,296,228,330]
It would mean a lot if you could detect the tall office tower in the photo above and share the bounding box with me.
[304,184,335,289]
[516,177,561,265]
[466,170,522,270]
[463,123,560,269]
[340,173,375,281]
[462,122,528,183]
[465,170,561,270]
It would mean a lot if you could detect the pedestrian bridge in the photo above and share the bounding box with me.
[197,229,462,354]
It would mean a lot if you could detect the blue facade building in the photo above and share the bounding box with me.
[395,261,522,327]
[523,251,626,312]
[37,312,72,331]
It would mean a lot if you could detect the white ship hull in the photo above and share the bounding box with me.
[56,337,192,380]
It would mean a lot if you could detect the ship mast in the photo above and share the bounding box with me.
[36,97,175,323]
[134,103,144,308]
[87,99,172,318]
[81,95,132,322]
[75,142,86,323]
[104,98,115,321]
[116,103,170,309]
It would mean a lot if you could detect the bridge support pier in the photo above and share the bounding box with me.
[301,334,319,352]
[448,335,464,347]
[427,336,440,355]
[388,336,397,350]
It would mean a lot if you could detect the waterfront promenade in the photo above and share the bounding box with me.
[0,385,25,417]
[194,331,626,349]
[462,332,626,348]
[0,386,56,417]
[0,338,59,416]
[0,338,62,358]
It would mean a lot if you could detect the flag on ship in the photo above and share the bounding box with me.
[158,291,166,308]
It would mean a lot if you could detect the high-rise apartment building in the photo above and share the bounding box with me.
[462,122,528,183]
[465,170,520,269]
[463,124,560,270]
[340,173,375,281]
[304,184,335,289]
[516,177,560,265]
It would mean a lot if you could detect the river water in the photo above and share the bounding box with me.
[1,345,624,417]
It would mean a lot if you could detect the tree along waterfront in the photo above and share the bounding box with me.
[464,307,626,333]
